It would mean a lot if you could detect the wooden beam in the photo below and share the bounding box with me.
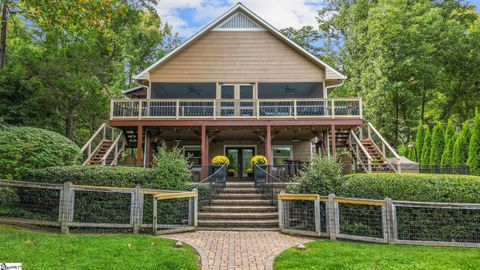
[146,130,152,167]
[201,125,208,178]
[253,131,265,143]
[331,124,336,156]
[136,125,143,166]
[265,125,272,164]
[271,131,280,140]
[208,131,220,143]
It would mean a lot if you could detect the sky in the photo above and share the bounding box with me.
[157,0,480,41]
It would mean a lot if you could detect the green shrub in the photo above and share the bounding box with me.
[286,155,343,195]
[441,120,455,165]
[420,126,431,164]
[338,173,480,203]
[453,121,471,165]
[151,144,192,187]
[0,126,80,179]
[468,112,480,175]
[429,122,445,164]
[414,121,425,162]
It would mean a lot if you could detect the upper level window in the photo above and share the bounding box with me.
[258,83,324,99]
[151,83,216,99]
[218,83,256,99]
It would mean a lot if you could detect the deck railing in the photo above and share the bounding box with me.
[110,98,362,119]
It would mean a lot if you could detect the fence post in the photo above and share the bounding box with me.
[278,191,284,231]
[189,188,198,228]
[385,197,396,244]
[132,184,143,234]
[327,194,337,240]
[152,197,158,235]
[59,182,74,234]
[314,195,321,236]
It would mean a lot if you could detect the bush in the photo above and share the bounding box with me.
[151,145,192,188]
[420,126,431,164]
[453,121,470,165]
[414,121,425,162]
[441,120,455,165]
[468,112,480,175]
[429,122,444,164]
[0,126,80,179]
[338,173,480,203]
[287,155,343,195]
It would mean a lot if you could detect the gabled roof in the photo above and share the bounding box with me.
[134,2,346,80]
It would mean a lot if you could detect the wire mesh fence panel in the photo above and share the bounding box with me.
[394,203,480,246]
[281,200,316,231]
[156,198,191,229]
[336,202,386,243]
[71,190,132,225]
[0,185,60,223]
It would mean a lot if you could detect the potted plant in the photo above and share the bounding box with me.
[211,155,229,181]
[227,168,236,176]
[251,155,268,182]
[246,167,254,177]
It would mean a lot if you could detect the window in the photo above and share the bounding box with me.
[184,146,201,165]
[151,83,216,98]
[258,83,324,98]
[272,146,293,166]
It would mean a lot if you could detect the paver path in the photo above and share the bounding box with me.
[163,231,312,270]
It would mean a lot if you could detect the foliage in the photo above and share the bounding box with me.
[151,145,192,187]
[0,126,80,179]
[453,120,471,164]
[251,155,268,165]
[0,225,199,270]
[286,155,343,195]
[468,112,480,175]
[413,121,425,162]
[441,120,456,164]
[211,155,230,165]
[420,126,431,164]
[339,173,480,203]
[275,240,480,270]
[429,122,445,164]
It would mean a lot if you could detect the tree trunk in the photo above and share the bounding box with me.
[0,1,8,69]
[65,111,75,140]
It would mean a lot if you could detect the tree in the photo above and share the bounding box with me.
[468,111,480,175]
[429,122,445,164]
[441,120,456,165]
[420,126,431,164]
[452,121,471,164]
[414,121,425,162]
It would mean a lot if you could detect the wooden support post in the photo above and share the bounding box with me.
[278,191,284,230]
[314,195,321,236]
[327,194,337,240]
[385,198,396,244]
[145,131,152,167]
[265,125,272,164]
[331,125,336,157]
[190,188,198,227]
[132,184,143,234]
[201,125,208,179]
[136,125,143,166]
[60,182,74,234]
[152,198,158,235]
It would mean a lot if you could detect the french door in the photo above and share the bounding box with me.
[218,83,256,117]
[225,147,255,179]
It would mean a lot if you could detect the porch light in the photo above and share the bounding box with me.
[173,138,182,143]
[291,131,301,142]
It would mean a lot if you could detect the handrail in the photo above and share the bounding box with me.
[350,130,373,173]
[366,122,401,172]
[367,122,400,159]
[348,134,368,173]
[101,130,125,165]
[80,123,106,153]
[200,164,227,183]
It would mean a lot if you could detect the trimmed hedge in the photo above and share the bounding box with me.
[0,126,80,179]
[338,173,480,203]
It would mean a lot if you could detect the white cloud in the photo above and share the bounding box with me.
[155,0,325,39]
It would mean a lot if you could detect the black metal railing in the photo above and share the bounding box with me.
[253,165,290,206]
[198,164,227,204]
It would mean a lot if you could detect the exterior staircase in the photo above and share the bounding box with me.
[87,140,113,165]
[198,180,278,230]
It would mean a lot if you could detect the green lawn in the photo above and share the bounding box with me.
[0,225,199,270]
[275,240,480,270]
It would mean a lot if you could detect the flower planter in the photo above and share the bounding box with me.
[212,165,227,182]
[253,165,267,185]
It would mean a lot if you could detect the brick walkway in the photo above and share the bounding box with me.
[163,231,312,270]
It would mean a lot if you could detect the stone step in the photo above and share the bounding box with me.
[198,212,278,220]
[222,188,258,194]
[198,219,278,228]
[216,193,264,200]
[225,182,255,188]
[211,199,271,206]
[201,206,277,213]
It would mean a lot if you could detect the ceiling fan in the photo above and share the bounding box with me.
[187,86,203,96]
[284,85,298,96]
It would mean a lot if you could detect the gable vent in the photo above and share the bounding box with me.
[213,12,265,32]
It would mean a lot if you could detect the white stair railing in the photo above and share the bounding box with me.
[349,130,373,173]
[80,123,120,165]
[100,131,127,165]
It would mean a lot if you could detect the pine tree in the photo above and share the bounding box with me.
[420,126,431,164]
[414,121,425,162]
[468,111,480,175]
[441,120,455,165]
[429,122,445,164]
[453,121,470,165]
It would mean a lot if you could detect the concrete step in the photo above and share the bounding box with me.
[198,219,278,228]
[201,205,277,213]
[225,182,255,188]
[198,212,278,220]
[222,188,258,194]
[216,193,264,200]
[211,199,271,206]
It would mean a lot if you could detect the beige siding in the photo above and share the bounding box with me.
[149,31,325,82]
